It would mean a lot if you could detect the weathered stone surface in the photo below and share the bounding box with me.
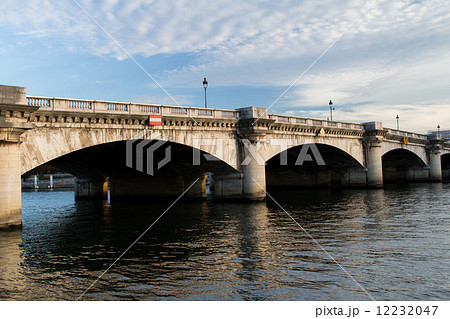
[0,85,26,106]
[1,84,450,227]
[0,141,22,229]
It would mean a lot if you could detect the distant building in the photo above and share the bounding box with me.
[428,129,450,140]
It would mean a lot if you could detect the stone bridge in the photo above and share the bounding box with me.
[1,84,449,228]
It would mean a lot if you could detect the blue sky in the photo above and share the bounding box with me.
[1,0,449,132]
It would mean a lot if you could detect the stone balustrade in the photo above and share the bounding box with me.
[24,96,430,142]
[26,96,239,119]
[26,96,367,131]
[386,128,428,141]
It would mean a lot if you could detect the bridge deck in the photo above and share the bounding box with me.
[25,95,432,143]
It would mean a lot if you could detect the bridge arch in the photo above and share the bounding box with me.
[20,127,239,175]
[25,137,241,201]
[265,143,366,188]
[381,143,428,167]
[382,149,429,183]
[442,153,450,180]
[257,133,365,166]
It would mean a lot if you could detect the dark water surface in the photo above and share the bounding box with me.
[0,184,449,300]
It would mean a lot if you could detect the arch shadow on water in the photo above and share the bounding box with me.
[1,184,449,301]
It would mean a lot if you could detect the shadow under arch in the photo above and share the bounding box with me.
[441,153,450,180]
[382,149,428,183]
[22,139,240,200]
[265,143,366,189]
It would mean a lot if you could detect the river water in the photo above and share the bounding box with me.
[0,184,449,301]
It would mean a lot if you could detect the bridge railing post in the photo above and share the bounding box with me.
[53,98,65,111]
[161,106,170,117]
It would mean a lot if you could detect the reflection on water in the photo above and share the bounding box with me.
[0,184,449,300]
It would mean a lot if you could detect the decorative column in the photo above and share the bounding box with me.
[428,140,442,182]
[363,122,385,188]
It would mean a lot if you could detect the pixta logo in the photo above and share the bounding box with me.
[126,133,326,177]
[241,138,326,166]
[126,132,171,176]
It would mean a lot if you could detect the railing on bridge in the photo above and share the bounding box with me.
[26,96,240,120]
[268,114,364,130]
[27,97,51,108]
[386,128,428,141]
[26,96,384,132]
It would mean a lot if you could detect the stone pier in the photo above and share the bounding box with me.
[237,107,269,201]
[241,140,266,200]
[109,176,185,201]
[213,173,243,200]
[0,86,36,229]
[74,177,108,200]
[0,141,22,228]
[364,122,384,188]
[429,140,442,182]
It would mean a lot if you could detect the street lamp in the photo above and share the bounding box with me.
[328,100,334,121]
[203,77,208,109]
[437,125,440,139]
[396,115,399,130]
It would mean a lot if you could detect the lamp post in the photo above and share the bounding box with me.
[396,115,399,130]
[203,77,208,109]
[437,125,440,139]
[328,100,334,121]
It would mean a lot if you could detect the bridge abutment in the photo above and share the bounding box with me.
[0,141,22,229]
[213,173,243,200]
[343,169,368,187]
[74,177,108,200]
[1,85,36,229]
